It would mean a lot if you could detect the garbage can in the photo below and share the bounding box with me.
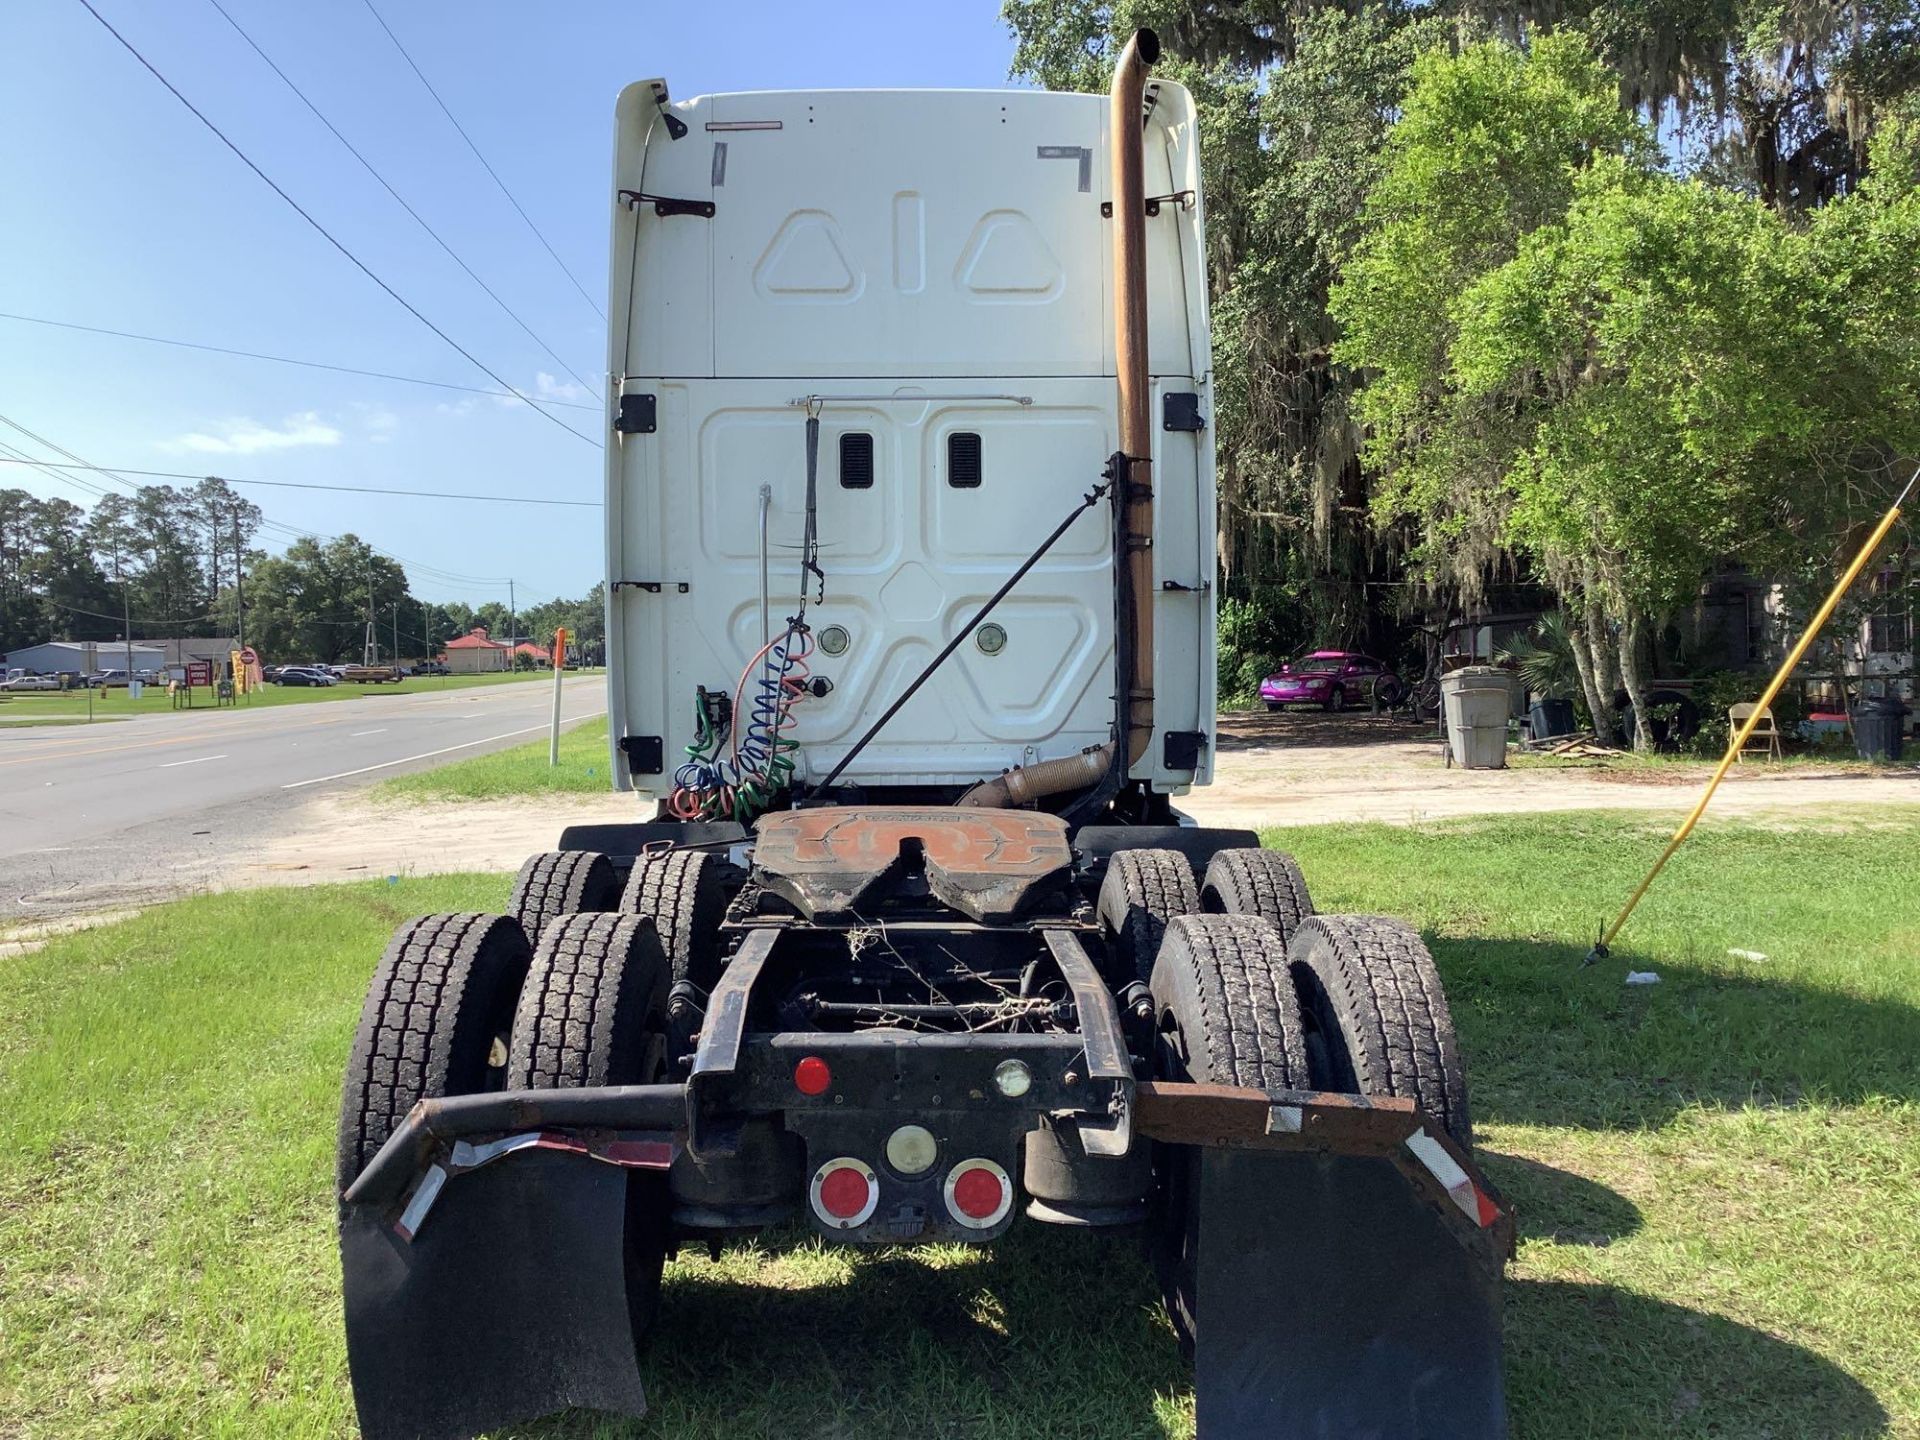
[1854,695,1909,762]
[1529,697,1577,742]
[1441,666,1513,769]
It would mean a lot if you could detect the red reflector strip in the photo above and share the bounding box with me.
[1403,1130,1499,1228]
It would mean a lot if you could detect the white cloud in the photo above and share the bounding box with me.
[162,411,343,456]
[492,372,592,409]
[354,404,400,444]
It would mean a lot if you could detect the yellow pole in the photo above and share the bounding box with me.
[1591,467,1917,960]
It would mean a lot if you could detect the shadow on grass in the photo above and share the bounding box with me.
[1478,1152,1643,1248]
[514,1223,1887,1440]
[517,1224,1183,1439]
[1508,1279,1888,1438]
[1432,936,1920,1131]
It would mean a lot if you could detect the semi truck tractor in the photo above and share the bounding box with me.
[336,31,1511,1438]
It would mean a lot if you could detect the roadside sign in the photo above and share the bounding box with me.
[186,660,213,688]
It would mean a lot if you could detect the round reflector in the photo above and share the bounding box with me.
[793,1056,832,1096]
[992,1059,1032,1098]
[944,1159,1013,1229]
[809,1158,878,1229]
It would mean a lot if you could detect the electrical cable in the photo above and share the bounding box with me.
[203,0,599,398]
[71,0,603,450]
[360,0,606,321]
[0,312,601,410]
[0,459,599,508]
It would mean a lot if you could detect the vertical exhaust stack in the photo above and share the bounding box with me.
[1111,28,1159,767]
[958,30,1162,813]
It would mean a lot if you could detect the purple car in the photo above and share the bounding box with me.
[1259,651,1397,711]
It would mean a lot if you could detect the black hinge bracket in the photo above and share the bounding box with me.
[615,393,656,435]
[1163,392,1207,432]
[612,580,689,594]
[620,735,665,774]
[1100,190,1195,218]
[1161,579,1211,593]
[1163,730,1207,771]
[619,189,715,218]
[649,81,688,140]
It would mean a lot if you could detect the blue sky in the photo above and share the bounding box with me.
[0,1,1024,609]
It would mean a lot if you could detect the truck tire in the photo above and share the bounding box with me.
[505,912,670,1089]
[503,911,672,1340]
[1287,914,1472,1147]
[1149,913,1309,1092]
[1148,913,1306,1356]
[1199,848,1314,947]
[1097,848,1199,983]
[620,848,730,992]
[509,849,619,944]
[336,912,531,1192]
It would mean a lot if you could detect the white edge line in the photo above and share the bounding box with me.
[159,753,228,768]
[280,717,601,789]
[350,729,388,736]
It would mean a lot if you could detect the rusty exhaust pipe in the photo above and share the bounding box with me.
[1112,27,1158,768]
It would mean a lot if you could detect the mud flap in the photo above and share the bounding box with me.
[341,1150,647,1440]
[1193,1147,1506,1439]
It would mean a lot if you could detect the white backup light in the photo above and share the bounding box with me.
[885,1124,938,1175]
[993,1059,1032,1098]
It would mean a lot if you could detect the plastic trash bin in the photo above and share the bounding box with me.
[1441,667,1513,769]
[1529,697,1577,742]
[1853,695,1909,762]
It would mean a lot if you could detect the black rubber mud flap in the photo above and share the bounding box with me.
[341,1150,646,1440]
[1193,1147,1506,1439]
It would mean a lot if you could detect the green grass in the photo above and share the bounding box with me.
[0,670,589,727]
[1,813,1916,1437]
[373,714,613,801]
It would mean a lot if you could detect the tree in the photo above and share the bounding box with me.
[1335,34,1920,746]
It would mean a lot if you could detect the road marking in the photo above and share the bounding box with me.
[280,715,604,790]
[351,729,388,737]
[159,753,228,768]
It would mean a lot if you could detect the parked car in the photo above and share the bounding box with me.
[411,660,449,676]
[86,668,130,688]
[262,665,286,683]
[277,667,337,687]
[1259,651,1398,712]
[0,672,59,691]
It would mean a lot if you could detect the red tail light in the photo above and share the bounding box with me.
[793,1056,832,1095]
[944,1159,1013,1229]
[809,1158,877,1229]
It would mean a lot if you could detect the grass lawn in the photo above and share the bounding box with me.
[0,671,594,728]
[2,812,1915,1438]
[374,714,613,801]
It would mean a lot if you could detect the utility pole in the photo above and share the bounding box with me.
[421,598,431,662]
[392,603,399,665]
[364,572,377,666]
[508,579,516,674]
[232,509,246,651]
[114,547,132,686]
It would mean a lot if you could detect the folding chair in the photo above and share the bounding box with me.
[1730,702,1782,761]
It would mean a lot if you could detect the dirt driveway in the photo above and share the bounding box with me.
[1181,710,1920,829]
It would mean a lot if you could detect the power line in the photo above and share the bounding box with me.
[0,311,600,411]
[71,0,602,451]
[203,0,599,398]
[0,459,601,508]
[45,598,221,627]
[360,0,606,322]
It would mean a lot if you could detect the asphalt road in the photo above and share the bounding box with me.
[0,676,606,920]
